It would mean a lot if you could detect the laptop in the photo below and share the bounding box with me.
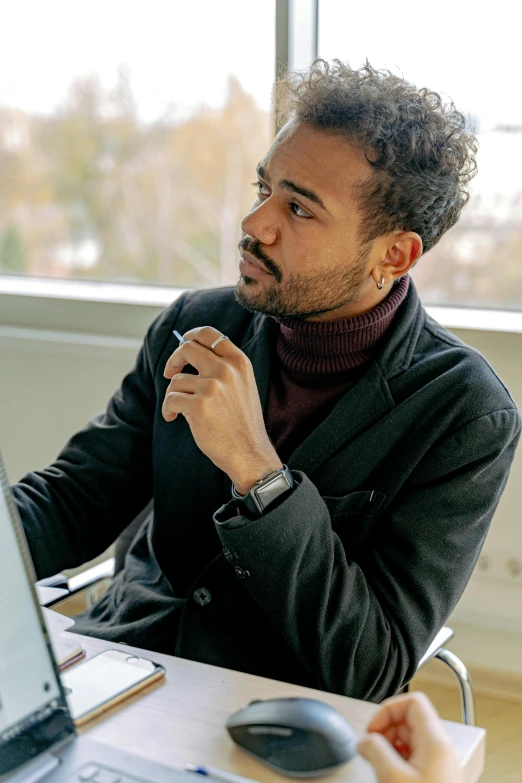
[0,451,213,783]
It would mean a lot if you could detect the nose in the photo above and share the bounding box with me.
[241,200,278,246]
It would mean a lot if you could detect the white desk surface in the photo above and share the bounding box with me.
[66,632,485,783]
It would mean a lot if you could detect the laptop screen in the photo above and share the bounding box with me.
[0,454,75,777]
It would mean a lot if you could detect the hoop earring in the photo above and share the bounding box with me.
[377,275,385,290]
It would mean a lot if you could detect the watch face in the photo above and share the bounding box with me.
[254,471,292,511]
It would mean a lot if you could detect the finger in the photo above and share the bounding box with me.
[163,339,218,379]
[399,691,442,722]
[383,727,400,744]
[368,692,453,769]
[392,738,412,761]
[162,375,220,420]
[366,691,441,735]
[165,372,200,396]
[357,734,414,782]
[387,721,412,745]
[366,696,411,733]
[381,725,412,759]
[182,325,235,357]
[404,694,456,764]
[162,389,196,422]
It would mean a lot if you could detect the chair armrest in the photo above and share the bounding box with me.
[35,558,115,607]
[67,557,116,595]
[35,585,69,606]
[417,626,455,671]
[35,573,69,590]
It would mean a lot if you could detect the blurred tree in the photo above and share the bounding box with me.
[0,108,59,276]
[412,214,522,309]
[0,223,26,273]
[147,75,270,285]
[36,67,144,275]
[25,70,271,286]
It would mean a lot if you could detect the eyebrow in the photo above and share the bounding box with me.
[256,164,330,214]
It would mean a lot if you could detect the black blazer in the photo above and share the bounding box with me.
[14,282,521,701]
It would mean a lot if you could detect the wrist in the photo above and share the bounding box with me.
[229,454,283,496]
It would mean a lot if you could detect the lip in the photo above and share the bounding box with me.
[240,249,271,276]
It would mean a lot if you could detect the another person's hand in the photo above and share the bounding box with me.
[163,326,282,493]
[357,692,462,783]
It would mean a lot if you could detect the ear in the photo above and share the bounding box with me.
[378,232,423,282]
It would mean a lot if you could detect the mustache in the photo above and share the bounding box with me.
[238,237,282,283]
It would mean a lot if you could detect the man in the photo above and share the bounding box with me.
[13,61,520,702]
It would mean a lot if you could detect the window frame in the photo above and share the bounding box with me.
[1,277,522,342]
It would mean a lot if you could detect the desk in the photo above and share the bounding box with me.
[66,632,485,783]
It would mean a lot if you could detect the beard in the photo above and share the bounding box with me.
[234,238,371,320]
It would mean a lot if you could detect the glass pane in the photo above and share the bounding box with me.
[0,0,275,287]
[319,0,522,310]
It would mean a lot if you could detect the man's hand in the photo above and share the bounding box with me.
[163,326,282,494]
[357,692,462,783]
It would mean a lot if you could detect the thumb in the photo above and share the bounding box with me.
[357,733,415,783]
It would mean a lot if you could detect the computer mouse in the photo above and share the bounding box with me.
[225,697,357,777]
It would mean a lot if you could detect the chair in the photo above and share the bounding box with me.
[414,626,476,726]
[38,508,476,726]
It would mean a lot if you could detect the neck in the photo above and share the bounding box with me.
[304,279,396,322]
[273,275,410,376]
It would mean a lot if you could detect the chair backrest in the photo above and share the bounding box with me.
[417,626,455,671]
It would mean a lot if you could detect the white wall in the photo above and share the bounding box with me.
[436,328,522,675]
[1,293,521,673]
[0,334,138,483]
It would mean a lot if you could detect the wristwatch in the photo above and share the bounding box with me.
[232,465,295,518]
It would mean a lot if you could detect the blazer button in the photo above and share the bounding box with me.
[234,566,250,579]
[193,587,212,606]
[223,547,237,562]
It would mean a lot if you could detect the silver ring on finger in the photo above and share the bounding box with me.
[210,335,230,352]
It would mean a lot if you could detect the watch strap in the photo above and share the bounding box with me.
[232,465,294,518]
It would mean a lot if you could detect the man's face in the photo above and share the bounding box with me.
[235,121,383,321]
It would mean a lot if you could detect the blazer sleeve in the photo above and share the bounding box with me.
[12,297,184,580]
[214,407,521,701]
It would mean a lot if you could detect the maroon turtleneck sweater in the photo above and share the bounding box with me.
[264,276,410,463]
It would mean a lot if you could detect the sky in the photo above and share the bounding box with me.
[1,0,520,202]
[319,0,522,132]
[0,0,276,122]
[1,0,519,131]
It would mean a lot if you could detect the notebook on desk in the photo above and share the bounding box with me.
[0,451,216,783]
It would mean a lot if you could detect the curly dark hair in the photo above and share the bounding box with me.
[275,60,478,254]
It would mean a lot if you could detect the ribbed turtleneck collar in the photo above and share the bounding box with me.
[272,276,410,376]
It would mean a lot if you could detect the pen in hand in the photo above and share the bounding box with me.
[173,329,186,344]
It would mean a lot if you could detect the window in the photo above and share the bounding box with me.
[319,0,522,310]
[0,0,275,288]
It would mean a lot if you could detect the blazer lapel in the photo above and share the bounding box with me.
[287,362,395,477]
[286,284,425,478]
[237,281,423,480]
